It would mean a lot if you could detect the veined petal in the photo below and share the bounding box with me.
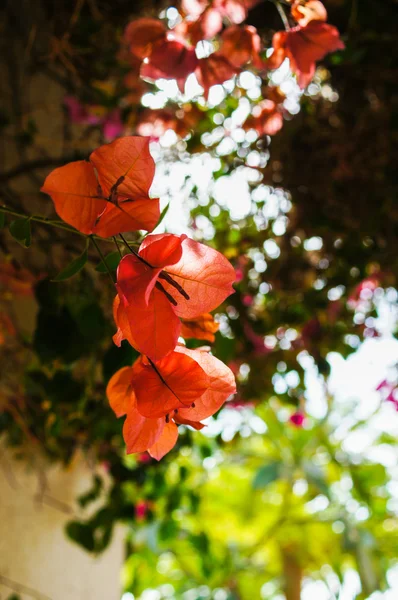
[176,346,236,420]
[123,408,165,454]
[132,351,209,418]
[106,366,135,417]
[148,421,179,460]
[90,136,155,200]
[41,161,107,234]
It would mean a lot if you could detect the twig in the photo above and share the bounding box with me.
[0,574,53,600]
[0,156,83,183]
[0,206,122,244]
[90,236,116,284]
[274,1,291,31]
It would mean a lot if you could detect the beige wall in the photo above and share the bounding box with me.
[0,451,124,600]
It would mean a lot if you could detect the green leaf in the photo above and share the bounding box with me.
[253,461,281,489]
[95,250,121,273]
[9,217,31,247]
[66,521,95,552]
[155,202,170,229]
[52,247,88,281]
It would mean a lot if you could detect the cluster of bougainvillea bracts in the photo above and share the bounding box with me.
[41,137,160,237]
[41,135,237,459]
[121,0,344,99]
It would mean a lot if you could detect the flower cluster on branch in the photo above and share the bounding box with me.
[41,136,237,459]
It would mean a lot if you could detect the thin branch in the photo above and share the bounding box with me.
[0,206,122,244]
[0,574,53,600]
[90,236,116,284]
[0,156,83,183]
[273,1,291,30]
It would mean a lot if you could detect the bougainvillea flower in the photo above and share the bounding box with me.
[64,96,102,126]
[141,39,199,92]
[243,99,284,136]
[136,109,179,140]
[291,1,327,27]
[268,22,345,88]
[64,98,124,141]
[289,411,305,427]
[123,18,167,59]
[213,0,261,24]
[106,346,236,459]
[196,53,239,99]
[41,136,159,237]
[114,233,236,360]
[182,8,224,45]
[181,0,208,19]
[219,25,263,68]
[181,312,219,342]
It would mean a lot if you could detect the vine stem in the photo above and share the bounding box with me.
[0,205,124,245]
[90,236,116,284]
[113,236,123,258]
[274,1,291,31]
[119,233,150,265]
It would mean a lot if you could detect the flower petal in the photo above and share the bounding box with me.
[41,161,107,234]
[106,366,134,417]
[90,136,155,200]
[132,351,209,418]
[177,346,236,420]
[123,408,165,454]
[148,421,179,460]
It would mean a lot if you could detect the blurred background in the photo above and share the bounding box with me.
[0,0,397,599]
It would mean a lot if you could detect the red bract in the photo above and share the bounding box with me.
[181,312,219,342]
[106,346,236,459]
[123,18,167,59]
[136,109,178,140]
[141,39,199,92]
[268,22,345,88]
[196,53,239,99]
[114,233,236,360]
[183,8,224,44]
[41,137,160,237]
[219,25,263,68]
[243,99,284,136]
[213,0,261,24]
[181,0,209,19]
[291,1,327,27]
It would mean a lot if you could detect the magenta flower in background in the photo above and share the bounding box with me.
[64,96,124,141]
[290,411,305,427]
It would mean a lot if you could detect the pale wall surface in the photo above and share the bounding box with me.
[0,451,124,600]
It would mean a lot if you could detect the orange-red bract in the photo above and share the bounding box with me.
[181,312,219,342]
[123,18,166,59]
[291,1,327,27]
[196,53,239,99]
[182,8,223,44]
[244,99,284,136]
[140,39,199,93]
[181,0,208,18]
[130,352,209,418]
[114,233,235,360]
[41,137,160,237]
[268,21,345,88]
[213,0,261,24]
[106,346,236,459]
[219,25,263,68]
